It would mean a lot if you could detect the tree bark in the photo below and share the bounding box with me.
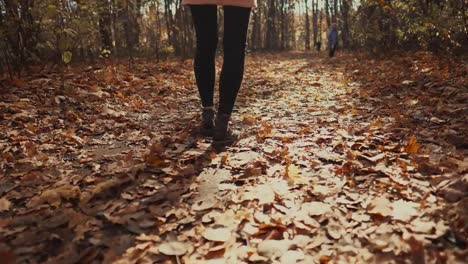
[250,9,261,50]
[280,0,285,50]
[325,0,331,27]
[333,0,338,23]
[97,0,113,51]
[266,0,278,50]
[340,0,351,49]
[304,0,310,50]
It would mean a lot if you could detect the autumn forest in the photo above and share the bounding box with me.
[0,0,467,263]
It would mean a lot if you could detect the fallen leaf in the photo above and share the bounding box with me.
[351,212,370,222]
[409,219,436,233]
[80,176,131,204]
[404,135,420,154]
[301,201,332,216]
[391,200,419,222]
[242,115,257,125]
[327,223,344,239]
[243,184,275,205]
[285,164,306,185]
[203,226,231,242]
[359,153,386,164]
[257,239,292,259]
[280,250,305,264]
[368,196,392,217]
[28,185,80,207]
[229,151,263,167]
[158,241,190,256]
[0,198,11,212]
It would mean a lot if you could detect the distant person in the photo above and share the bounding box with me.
[327,23,338,57]
[182,0,257,150]
[316,41,322,51]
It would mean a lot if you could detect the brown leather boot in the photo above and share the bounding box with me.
[200,107,215,137]
[212,113,238,151]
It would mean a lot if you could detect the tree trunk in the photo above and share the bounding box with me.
[280,0,285,50]
[164,0,176,53]
[266,0,278,50]
[325,0,331,27]
[286,1,294,49]
[333,0,338,23]
[319,9,323,45]
[3,0,39,75]
[340,0,351,49]
[250,9,261,50]
[133,0,142,48]
[304,0,310,50]
[120,0,134,66]
[112,0,123,55]
[97,0,113,51]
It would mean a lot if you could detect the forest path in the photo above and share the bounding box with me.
[0,53,466,263]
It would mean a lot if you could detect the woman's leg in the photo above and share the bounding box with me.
[190,5,218,108]
[212,6,251,150]
[218,6,251,115]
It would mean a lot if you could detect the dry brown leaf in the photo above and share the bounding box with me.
[158,241,190,256]
[368,196,392,217]
[305,235,330,250]
[280,250,305,264]
[359,153,386,163]
[27,185,81,207]
[0,198,11,212]
[301,201,332,216]
[327,223,344,240]
[254,211,271,224]
[145,154,166,168]
[205,244,227,260]
[409,219,436,233]
[315,149,342,162]
[243,184,275,205]
[369,116,382,129]
[80,176,130,204]
[404,135,420,154]
[242,223,259,236]
[242,115,258,125]
[351,212,370,222]
[391,200,419,222]
[203,226,231,242]
[192,198,217,211]
[229,151,263,167]
[269,178,289,196]
[257,239,292,259]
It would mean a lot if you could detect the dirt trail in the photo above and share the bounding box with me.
[0,53,466,263]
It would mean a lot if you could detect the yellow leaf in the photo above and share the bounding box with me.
[62,51,72,64]
[235,209,251,220]
[285,164,306,185]
[369,116,382,129]
[404,135,420,154]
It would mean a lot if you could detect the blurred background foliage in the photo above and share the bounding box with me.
[0,0,466,77]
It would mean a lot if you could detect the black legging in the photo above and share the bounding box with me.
[190,5,251,115]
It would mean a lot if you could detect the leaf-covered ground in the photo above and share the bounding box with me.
[0,52,466,263]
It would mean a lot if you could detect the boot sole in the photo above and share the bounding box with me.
[212,138,237,152]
